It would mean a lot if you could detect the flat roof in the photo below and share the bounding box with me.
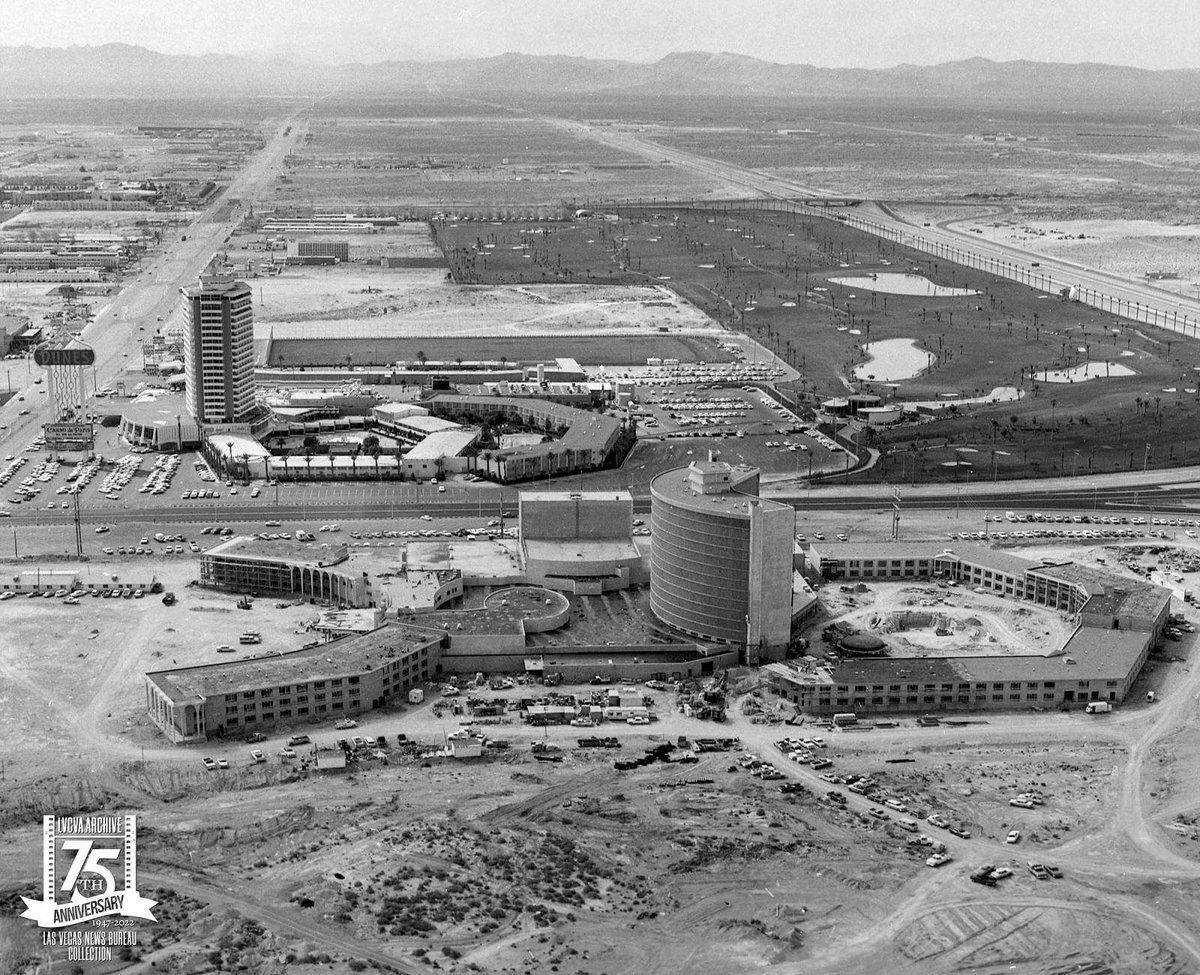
[523,539,640,562]
[374,402,428,417]
[206,433,271,461]
[649,465,792,519]
[270,455,399,469]
[396,414,462,434]
[205,535,350,569]
[522,490,633,502]
[813,541,953,562]
[405,429,479,460]
[399,586,569,636]
[146,623,441,704]
[814,542,1040,578]
[186,276,250,297]
[830,655,964,685]
[430,393,622,454]
[121,391,193,428]
[535,645,706,665]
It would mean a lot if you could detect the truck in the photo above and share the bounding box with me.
[239,631,262,645]
[408,687,424,705]
[1085,701,1113,714]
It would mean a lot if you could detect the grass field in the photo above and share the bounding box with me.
[434,205,1200,482]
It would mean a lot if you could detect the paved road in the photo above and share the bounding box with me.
[544,112,1200,335]
[0,116,306,459]
[10,478,1200,533]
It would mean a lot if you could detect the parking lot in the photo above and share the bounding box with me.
[632,384,804,437]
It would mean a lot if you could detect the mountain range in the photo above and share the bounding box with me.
[2,44,1198,104]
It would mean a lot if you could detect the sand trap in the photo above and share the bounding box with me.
[829,273,980,297]
[909,387,1024,410]
[852,338,933,382]
[1034,362,1135,383]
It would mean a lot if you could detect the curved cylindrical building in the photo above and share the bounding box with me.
[650,461,795,661]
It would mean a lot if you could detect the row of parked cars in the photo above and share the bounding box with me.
[97,455,142,499]
[141,454,181,495]
[1,586,146,603]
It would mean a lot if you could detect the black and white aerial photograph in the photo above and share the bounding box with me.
[1,1,1200,971]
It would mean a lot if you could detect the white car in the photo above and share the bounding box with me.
[1006,830,1021,844]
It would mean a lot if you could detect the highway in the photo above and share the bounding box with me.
[7,477,1200,535]
[0,116,306,461]
[547,114,1200,337]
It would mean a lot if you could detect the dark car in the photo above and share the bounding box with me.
[245,732,267,743]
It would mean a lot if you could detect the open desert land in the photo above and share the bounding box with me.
[620,97,1200,219]
[0,533,1198,973]
[275,113,749,210]
[252,258,735,368]
[0,483,1198,972]
[897,207,1200,297]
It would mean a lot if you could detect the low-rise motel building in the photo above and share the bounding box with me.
[767,542,1171,716]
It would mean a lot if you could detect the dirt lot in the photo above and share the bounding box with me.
[276,115,740,208]
[814,581,1076,658]
[0,520,1195,972]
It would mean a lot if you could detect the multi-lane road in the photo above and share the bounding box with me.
[0,117,305,458]
[548,112,1200,335]
[6,477,1200,535]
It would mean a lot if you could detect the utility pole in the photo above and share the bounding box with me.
[73,498,82,559]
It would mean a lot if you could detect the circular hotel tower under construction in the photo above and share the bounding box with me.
[649,460,796,662]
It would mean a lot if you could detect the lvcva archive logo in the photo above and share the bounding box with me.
[20,814,157,928]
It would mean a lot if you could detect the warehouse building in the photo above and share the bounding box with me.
[286,239,350,262]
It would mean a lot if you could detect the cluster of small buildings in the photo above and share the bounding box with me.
[113,273,633,484]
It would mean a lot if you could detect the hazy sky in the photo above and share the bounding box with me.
[2,0,1197,70]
